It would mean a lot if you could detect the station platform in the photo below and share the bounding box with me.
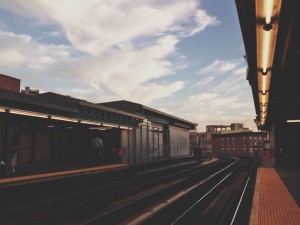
[0,156,198,188]
[250,168,300,225]
[0,163,129,188]
[0,156,216,189]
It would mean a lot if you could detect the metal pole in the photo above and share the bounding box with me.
[140,126,143,163]
[3,112,12,177]
[127,128,130,164]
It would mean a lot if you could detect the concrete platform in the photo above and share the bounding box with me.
[0,164,129,188]
[250,168,300,225]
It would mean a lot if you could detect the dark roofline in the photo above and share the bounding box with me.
[99,100,198,126]
[206,125,231,127]
[212,131,267,137]
[0,73,21,81]
[0,89,78,113]
[79,101,145,120]
[0,90,144,122]
[142,104,198,126]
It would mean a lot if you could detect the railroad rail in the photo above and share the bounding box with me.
[0,157,258,225]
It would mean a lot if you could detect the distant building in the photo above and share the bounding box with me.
[0,74,20,92]
[189,131,199,151]
[21,86,39,95]
[193,123,266,156]
[198,132,207,152]
[212,131,267,156]
[205,125,231,152]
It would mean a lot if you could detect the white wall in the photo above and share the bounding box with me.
[120,124,191,164]
[169,126,190,157]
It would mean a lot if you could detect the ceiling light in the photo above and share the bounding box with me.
[256,0,282,124]
[51,115,78,123]
[80,120,101,125]
[102,123,119,128]
[287,120,300,123]
[10,109,48,118]
[259,92,269,105]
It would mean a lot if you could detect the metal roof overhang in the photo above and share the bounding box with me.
[79,101,144,120]
[142,105,198,130]
[0,89,144,128]
[235,0,300,129]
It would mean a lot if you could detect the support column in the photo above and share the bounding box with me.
[273,119,287,168]
[132,128,136,164]
[146,124,149,162]
[127,128,130,164]
[30,124,36,162]
[3,112,13,177]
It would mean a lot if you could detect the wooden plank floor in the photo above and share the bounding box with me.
[250,168,300,225]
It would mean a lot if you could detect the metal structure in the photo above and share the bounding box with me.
[235,0,300,168]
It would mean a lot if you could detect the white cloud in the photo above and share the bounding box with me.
[0,0,218,106]
[129,81,185,105]
[0,1,258,132]
[0,30,184,104]
[210,66,249,95]
[163,65,255,132]
[0,30,71,72]
[198,59,238,75]
[42,31,62,38]
[0,0,218,55]
[187,9,220,36]
[193,76,214,88]
[177,91,255,131]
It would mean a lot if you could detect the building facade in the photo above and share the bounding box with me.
[0,74,20,92]
[212,132,267,156]
[100,100,197,164]
[0,74,197,176]
[194,123,267,157]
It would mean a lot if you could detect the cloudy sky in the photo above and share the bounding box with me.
[0,0,257,132]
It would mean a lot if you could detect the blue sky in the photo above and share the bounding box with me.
[0,0,256,132]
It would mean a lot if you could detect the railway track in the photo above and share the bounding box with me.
[125,157,257,225]
[0,157,258,225]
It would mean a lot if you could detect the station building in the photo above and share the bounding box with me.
[100,100,198,164]
[0,74,197,177]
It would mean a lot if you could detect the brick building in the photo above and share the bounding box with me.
[212,131,267,156]
[192,123,267,157]
[0,74,20,92]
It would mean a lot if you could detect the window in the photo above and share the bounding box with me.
[259,137,263,146]
[243,137,246,146]
[222,138,224,146]
[232,138,235,146]
[249,137,252,146]
[254,137,257,146]
[227,138,230,146]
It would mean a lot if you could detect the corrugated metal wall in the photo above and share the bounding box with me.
[169,126,190,157]
[120,124,191,164]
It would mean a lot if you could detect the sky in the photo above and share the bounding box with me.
[0,0,257,132]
